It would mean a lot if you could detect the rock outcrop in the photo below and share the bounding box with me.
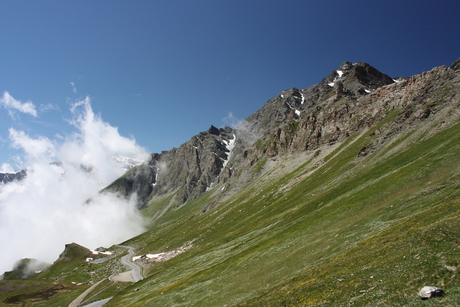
[106,125,235,208]
[222,59,459,183]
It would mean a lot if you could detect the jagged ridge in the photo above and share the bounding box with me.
[106,125,235,208]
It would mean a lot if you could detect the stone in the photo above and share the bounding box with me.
[450,57,460,71]
[417,286,444,299]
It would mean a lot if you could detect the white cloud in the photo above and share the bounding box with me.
[70,82,77,94]
[0,163,15,173]
[0,92,37,118]
[39,103,56,112]
[0,96,149,274]
[222,111,261,146]
[222,111,240,128]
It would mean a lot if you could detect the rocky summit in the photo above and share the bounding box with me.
[2,58,460,306]
[0,169,26,185]
[106,125,235,208]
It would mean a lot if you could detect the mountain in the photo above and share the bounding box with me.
[105,125,236,209]
[2,258,50,280]
[0,170,26,185]
[106,60,452,215]
[2,58,460,306]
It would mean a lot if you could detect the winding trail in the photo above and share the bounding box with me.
[68,279,105,307]
[68,245,142,307]
[115,245,143,282]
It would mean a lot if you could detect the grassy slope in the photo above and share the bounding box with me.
[0,246,134,307]
[103,106,460,306]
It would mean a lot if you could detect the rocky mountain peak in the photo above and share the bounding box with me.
[321,61,394,96]
[207,125,220,135]
[106,125,235,208]
[106,61,398,209]
[0,169,26,185]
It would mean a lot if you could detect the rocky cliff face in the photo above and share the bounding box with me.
[222,60,460,184]
[107,58,460,212]
[106,125,235,208]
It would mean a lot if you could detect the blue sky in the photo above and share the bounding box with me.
[1,0,459,168]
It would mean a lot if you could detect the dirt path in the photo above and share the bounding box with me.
[109,271,134,282]
[68,279,105,307]
[68,245,142,306]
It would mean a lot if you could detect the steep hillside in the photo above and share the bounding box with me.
[107,62,399,213]
[99,58,460,306]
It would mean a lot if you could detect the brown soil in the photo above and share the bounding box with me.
[3,283,76,305]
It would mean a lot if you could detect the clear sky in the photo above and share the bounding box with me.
[1,0,459,168]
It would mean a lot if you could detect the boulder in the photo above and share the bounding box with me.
[417,286,444,299]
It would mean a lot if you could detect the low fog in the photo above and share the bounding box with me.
[0,96,149,274]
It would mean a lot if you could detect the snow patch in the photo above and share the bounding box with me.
[91,250,113,256]
[300,92,304,104]
[132,255,142,261]
[328,82,335,87]
[364,89,371,93]
[295,109,301,116]
[146,253,164,259]
[221,134,236,170]
[336,70,344,77]
[393,79,400,83]
[285,102,295,109]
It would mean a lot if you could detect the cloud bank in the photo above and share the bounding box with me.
[0,96,149,274]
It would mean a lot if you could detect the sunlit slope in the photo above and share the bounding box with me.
[106,106,460,306]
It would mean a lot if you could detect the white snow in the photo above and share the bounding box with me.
[364,89,371,93]
[221,134,236,170]
[393,79,400,83]
[146,253,164,259]
[300,92,305,104]
[285,102,295,109]
[132,255,142,261]
[91,250,113,255]
[336,70,344,77]
[295,109,301,116]
[328,82,335,87]
[86,257,94,262]
[280,94,284,98]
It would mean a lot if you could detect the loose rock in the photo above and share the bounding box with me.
[418,286,444,299]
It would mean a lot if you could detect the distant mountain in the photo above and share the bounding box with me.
[4,58,460,306]
[2,258,50,280]
[0,155,140,188]
[0,169,26,185]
